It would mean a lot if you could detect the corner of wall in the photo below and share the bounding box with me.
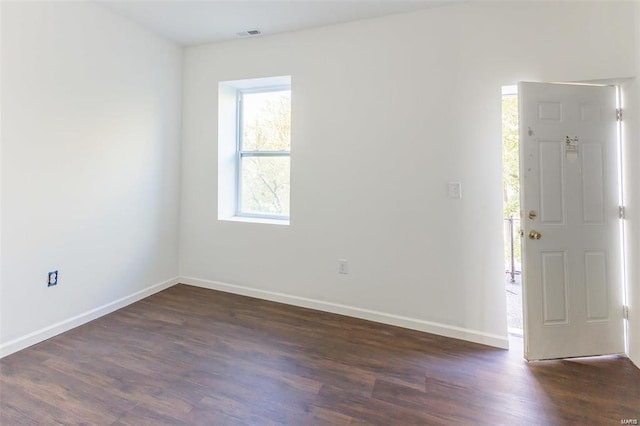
[1,1,183,358]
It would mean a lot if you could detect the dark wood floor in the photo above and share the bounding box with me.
[1,284,638,425]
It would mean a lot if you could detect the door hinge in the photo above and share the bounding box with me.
[619,206,626,219]
[623,305,629,320]
[616,108,622,121]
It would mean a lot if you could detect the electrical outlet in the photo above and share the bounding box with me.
[48,270,58,287]
[448,182,462,199]
[338,259,349,275]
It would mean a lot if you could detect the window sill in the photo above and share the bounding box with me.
[220,216,290,226]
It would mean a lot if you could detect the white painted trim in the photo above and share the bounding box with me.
[220,216,289,226]
[0,277,180,358]
[181,276,510,350]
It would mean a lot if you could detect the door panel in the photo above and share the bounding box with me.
[541,251,568,325]
[581,143,605,223]
[539,140,565,224]
[519,82,624,361]
[584,250,608,321]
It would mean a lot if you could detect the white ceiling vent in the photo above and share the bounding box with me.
[236,29,262,37]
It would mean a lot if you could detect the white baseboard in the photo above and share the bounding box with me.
[181,276,510,350]
[0,277,180,358]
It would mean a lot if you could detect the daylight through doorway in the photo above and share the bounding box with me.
[502,85,523,336]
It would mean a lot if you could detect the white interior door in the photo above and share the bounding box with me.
[519,82,624,361]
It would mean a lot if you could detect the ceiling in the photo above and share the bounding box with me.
[96,1,458,46]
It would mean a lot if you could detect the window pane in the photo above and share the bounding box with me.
[242,90,291,151]
[240,156,290,216]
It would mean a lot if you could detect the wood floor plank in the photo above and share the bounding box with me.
[0,380,98,425]
[1,284,638,425]
[315,383,442,425]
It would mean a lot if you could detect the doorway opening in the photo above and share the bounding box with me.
[501,85,523,336]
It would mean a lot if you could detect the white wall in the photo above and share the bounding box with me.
[180,1,636,348]
[0,0,4,356]
[626,1,640,368]
[0,2,182,356]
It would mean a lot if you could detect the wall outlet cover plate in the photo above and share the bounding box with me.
[48,270,58,287]
[448,182,462,199]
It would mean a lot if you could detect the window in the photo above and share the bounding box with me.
[218,76,292,224]
[237,86,291,219]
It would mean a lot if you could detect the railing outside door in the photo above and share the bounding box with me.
[504,216,521,283]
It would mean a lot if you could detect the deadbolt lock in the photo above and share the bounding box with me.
[528,210,537,220]
[528,230,542,240]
